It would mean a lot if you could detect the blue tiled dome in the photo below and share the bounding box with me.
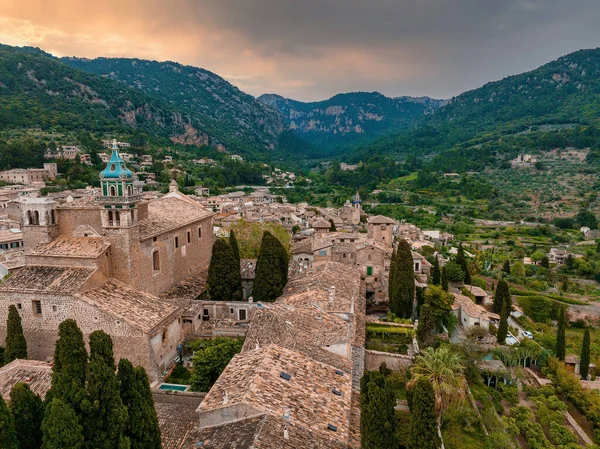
[100,142,132,179]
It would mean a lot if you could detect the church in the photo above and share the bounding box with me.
[0,141,214,380]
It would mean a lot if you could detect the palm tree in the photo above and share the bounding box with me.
[408,346,468,449]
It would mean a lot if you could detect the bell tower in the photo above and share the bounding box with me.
[20,197,59,249]
[95,139,141,286]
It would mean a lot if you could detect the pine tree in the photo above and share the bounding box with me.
[47,319,88,411]
[456,243,471,284]
[390,239,415,319]
[441,266,449,291]
[431,257,441,285]
[5,304,27,363]
[41,399,84,449]
[556,307,566,362]
[0,394,18,449]
[229,230,241,266]
[408,378,441,449]
[89,330,115,370]
[206,239,242,301]
[497,300,509,345]
[252,231,287,302]
[360,371,398,449]
[82,341,130,449]
[9,382,44,449]
[493,280,511,314]
[581,326,591,380]
[118,360,161,449]
[502,260,511,275]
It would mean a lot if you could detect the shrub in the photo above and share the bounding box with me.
[549,422,578,446]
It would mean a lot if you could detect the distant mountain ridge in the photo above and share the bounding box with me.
[258,91,445,154]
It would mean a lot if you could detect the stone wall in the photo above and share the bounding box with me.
[364,349,412,371]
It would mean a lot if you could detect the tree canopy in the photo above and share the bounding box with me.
[5,304,27,363]
[207,238,242,301]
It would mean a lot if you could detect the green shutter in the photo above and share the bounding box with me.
[367,266,373,276]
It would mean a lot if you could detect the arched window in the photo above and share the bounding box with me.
[109,185,116,196]
[33,210,40,225]
[27,210,33,225]
[51,209,56,225]
[153,250,160,271]
[127,185,133,196]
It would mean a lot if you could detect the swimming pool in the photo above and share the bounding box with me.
[158,383,189,392]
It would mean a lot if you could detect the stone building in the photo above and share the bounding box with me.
[367,215,395,247]
[0,163,58,186]
[0,140,214,380]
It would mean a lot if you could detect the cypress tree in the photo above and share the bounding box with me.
[207,239,242,301]
[388,249,397,302]
[456,243,471,284]
[252,231,286,302]
[541,256,550,269]
[431,257,441,285]
[82,340,130,449]
[89,330,115,370]
[229,230,241,266]
[41,399,84,449]
[360,371,398,449]
[9,382,44,449]
[493,280,511,314]
[416,287,425,318]
[441,266,449,291]
[276,235,289,286]
[329,219,337,232]
[497,300,509,345]
[408,378,441,449]
[118,359,161,449]
[556,307,566,362]
[5,304,27,363]
[390,239,415,319]
[502,260,511,275]
[0,394,18,449]
[416,304,436,347]
[47,319,88,411]
[581,326,591,380]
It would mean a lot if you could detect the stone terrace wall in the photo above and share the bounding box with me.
[364,349,412,371]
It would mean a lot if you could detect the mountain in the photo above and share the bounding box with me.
[62,56,287,154]
[257,92,444,154]
[353,48,600,161]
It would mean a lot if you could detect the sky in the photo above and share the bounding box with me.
[1,0,599,102]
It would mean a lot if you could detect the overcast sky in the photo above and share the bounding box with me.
[1,0,599,101]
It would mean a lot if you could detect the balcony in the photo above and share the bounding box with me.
[94,194,142,204]
[108,221,121,227]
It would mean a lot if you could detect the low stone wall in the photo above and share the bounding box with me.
[364,349,412,371]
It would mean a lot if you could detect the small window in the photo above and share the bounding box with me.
[187,231,191,244]
[52,305,58,313]
[367,266,373,276]
[153,237,157,242]
[343,253,347,259]
[239,309,247,321]
[198,227,202,238]
[230,308,234,314]
[110,163,116,172]
[175,236,179,248]
[32,300,42,316]
[16,303,22,310]
[153,250,160,271]
[162,330,167,343]
[203,309,209,317]
[109,185,116,196]
[280,372,292,381]
[318,250,327,256]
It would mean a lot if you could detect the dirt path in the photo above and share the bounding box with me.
[563,409,593,446]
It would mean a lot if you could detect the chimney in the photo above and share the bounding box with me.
[329,286,336,306]
[169,179,179,193]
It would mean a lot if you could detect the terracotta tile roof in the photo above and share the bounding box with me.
[30,236,110,258]
[78,280,179,333]
[198,344,353,447]
[0,265,95,294]
[0,359,53,401]
[138,196,213,240]
[184,415,266,449]
[58,195,100,209]
[159,269,209,301]
[313,219,331,229]
[367,215,395,224]
[153,392,205,449]
[452,293,500,321]
[279,262,362,314]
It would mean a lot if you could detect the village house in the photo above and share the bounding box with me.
[548,248,570,265]
[452,293,500,331]
[0,163,58,186]
[0,140,214,381]
[367,215,395,247]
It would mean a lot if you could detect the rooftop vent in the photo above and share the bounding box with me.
[280,372,292,381]
[332,388,342,396]
[327,424,338,432]
[335,370,344,376]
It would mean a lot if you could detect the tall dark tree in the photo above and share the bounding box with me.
[82,337,130,449]
[229,230,241,265]
[0,394,18,449]
[252,231,287,302]
[118,359,161,449]
[47,319,88,411]
[41,399,84,449]
[541,256,550,269]
[89,330,115,370]
[416,304,437,347]
[5,304,27,363]
[493,280,511,314]
[329,219,337,232]
[431,257,441,286]
[556,307,566,362]
[390,239,415,318]
[360,371,398,449]
[9,382,44,449]
[497,300,509,345]
[416,287,425,318]
[581,326,591,380]
[408,378,441,449]
[502,260,511,275]
[206,238,242,301]
[441,266,449,291]
[456,243,470,284]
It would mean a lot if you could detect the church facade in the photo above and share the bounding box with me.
[0,141,214,380]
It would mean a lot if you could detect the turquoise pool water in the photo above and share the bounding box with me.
[158,383,188,392]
